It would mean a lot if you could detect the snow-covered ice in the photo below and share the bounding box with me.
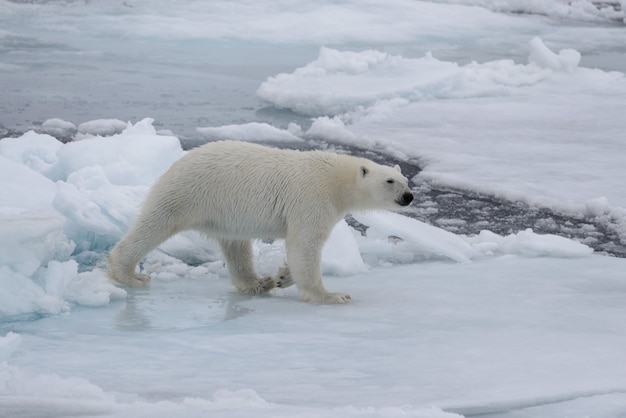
[1,1,626,417]
[197,122,304,144]
[261,38,626,231]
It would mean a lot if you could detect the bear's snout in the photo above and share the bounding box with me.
[397,192,414,206]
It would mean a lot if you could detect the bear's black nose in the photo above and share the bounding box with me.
[397,192,414,206]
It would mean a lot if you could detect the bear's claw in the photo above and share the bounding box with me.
[275,266,294,288]
[235,266,293,295]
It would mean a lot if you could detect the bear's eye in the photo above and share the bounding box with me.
[386,179,395,184]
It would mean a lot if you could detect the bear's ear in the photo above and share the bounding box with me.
[393,164,401,173]
[360,166,369,177]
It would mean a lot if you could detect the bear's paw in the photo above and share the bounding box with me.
[275,266,294,289]
[236,277,278,295]
[302,291,352,304]
[110,272,151,288]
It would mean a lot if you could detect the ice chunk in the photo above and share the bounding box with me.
[49,120,184,250]
[322,219,367,276]
[197,122,304,143]
[53,181,124,243]
[121,117,158,136]
[506,229,593,258]
[0,266,67,317]
[528,37,581,72]
[45,260,126,306]
[0,156,57,211]
[306,116,357,143]
[0,208,67,276]
[0,259,125,319]
[585,197,610,217]
[468,229,593,258]
[41,118,77,139]
[353,211,475,263]
[77,118,127,137]
[55,119,183,185]
[0,131,63,178]
[314,46,390,73]
[0,121,183,319]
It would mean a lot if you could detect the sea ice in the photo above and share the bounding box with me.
[197,122,304,143]
[1,2,625,417]
[40,118,77,139]
[78,119,128,138]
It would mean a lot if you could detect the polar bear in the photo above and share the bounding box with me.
[108,140,413,304]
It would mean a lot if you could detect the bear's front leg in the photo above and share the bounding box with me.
[286,231,351,304]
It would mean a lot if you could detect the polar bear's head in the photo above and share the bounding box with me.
[356,161,414,210]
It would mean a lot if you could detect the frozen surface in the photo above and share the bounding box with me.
[1,120,625,418]
[2,256,626,417]
[2,1,626,417]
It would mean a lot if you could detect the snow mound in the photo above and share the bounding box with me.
[468,229,594,258]
[354,211,476,263]
[257,39,589,117]
[197,122,304,144]
[40,118,77,139]
[258,47,459,116]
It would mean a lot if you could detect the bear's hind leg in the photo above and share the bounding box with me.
[109,215,180,287]
[219,239,280,294]
[108,231,155,287]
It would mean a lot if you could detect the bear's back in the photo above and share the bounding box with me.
[184,141,309,186]
[150,141,354,238]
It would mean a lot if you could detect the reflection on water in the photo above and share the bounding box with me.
[113,284,253,332]
[113,289,152,332]
[220,293,255,321]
